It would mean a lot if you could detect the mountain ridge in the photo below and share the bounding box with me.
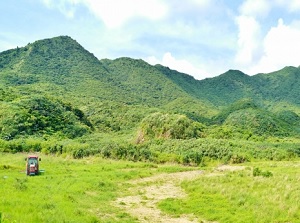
[1,35,299,108]
[0,35,299,142]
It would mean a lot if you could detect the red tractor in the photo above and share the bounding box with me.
[25,155,41,176]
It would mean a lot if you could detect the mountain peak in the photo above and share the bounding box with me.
[221,69,248,78]
[31,35,78,47]
[29,35,85,54]
[0,35,105,76]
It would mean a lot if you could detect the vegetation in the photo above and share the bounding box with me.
[138,112,204,141]
[2,155,300,222]
[158,162,300,222]
[0,153,196,222]
[0,35,299,163]
[0,94,92,140]
[0,35,300,222]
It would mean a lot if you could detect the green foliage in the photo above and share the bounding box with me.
[0,95,92,140]
[276,110,300,125]
[0,88,19,101]
[4,73,39,86]
[254,66,300,105]
[253,167,273,177]
[1,36,300,222]
[194,70,257,106]
[209,98,299,138]
[230,154,249,164]
[100,57,202,107]
[0,35,299,162]
[18,36,106,77]
[224,108,288,137]
[213,98,258,124]
[139,112,204,140]
[163,97,217,122]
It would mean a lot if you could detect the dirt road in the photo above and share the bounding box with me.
[114,165,245,222]
[114,170,202,223]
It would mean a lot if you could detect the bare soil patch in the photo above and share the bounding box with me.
[114,170,203,223]
[215,165,246,172]
[114,166,245,222]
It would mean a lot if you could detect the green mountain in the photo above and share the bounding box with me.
[253,66,300,105]
[0,36,299,162]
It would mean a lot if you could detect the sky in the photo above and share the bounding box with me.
[1,0,300,80]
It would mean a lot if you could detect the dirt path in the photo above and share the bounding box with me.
[114,170,203,223]
[114,165,245,223]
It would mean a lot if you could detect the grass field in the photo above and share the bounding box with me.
[1,153,300,222]
[0,153,196,222]
[158,162,300,223]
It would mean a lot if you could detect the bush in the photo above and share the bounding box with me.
[230,154,249,164]
[139,112,204,140]
[181,151,203,166]
[253,167,273,177]
[72,148,90,159]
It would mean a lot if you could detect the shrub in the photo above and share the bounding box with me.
[138,112,204,140]
[230,154,249,164]
[253,167,273,177]
[72,148,90,159]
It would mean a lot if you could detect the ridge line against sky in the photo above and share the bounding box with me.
[1,0,300,80]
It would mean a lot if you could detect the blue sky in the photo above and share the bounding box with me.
[1,0,300,79]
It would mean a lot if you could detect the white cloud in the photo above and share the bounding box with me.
[235,15,261,65]
[248,19,300,74]
[145,52,211,79]
[83,0,168,28]
[234,0,271,70]
[276,0,300,12]
[188,0,212,8]
[41,0,168,28]
[41,0,79,18]
[239,0,271,18]
[287,0,300,11]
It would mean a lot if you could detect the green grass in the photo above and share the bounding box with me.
[158,162,300,222]
[2,153,300,222]
[0,153,193,223]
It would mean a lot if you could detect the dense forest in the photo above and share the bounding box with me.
[0,36,299,164]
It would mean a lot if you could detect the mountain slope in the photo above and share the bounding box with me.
[0,37,208,108]
[253,66,300,105]
[1,35,299,110]
[100,58,217,119]
[0,35,299,141]
[0,36,106,76]
[158,65,300,110]
[0,36,218,138]
[201,67,299,108]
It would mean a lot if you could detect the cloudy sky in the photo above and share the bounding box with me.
[1,0,300,79]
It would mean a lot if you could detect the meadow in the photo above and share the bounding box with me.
[159,162,300,223]
[1,153,300,223]
[0,153,194,223]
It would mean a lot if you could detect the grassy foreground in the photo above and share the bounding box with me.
[0,153,194,223]
[1,153,300,222]
[159,161,300,223]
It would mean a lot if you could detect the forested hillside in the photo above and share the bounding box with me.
[0,36,299,163]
